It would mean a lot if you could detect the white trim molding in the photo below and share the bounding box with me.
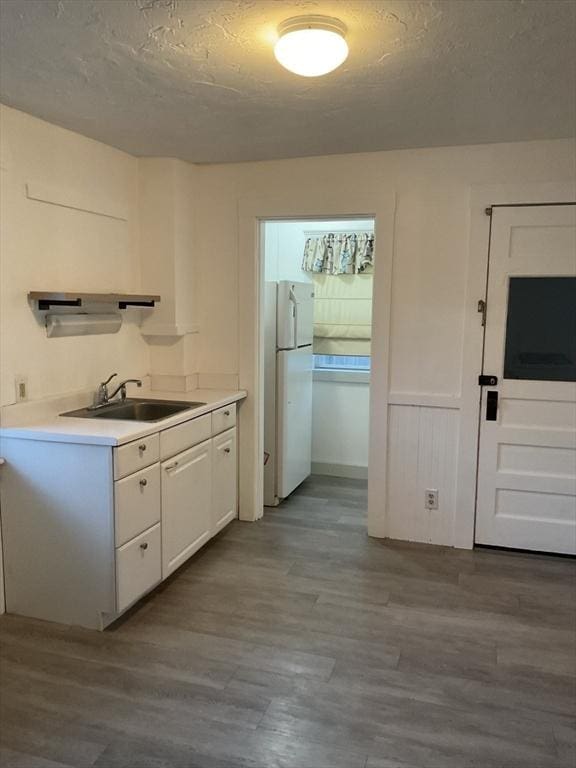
[26,181,128,221]
[314,369,371,384]
[312,462,368,480]
[237,188,396,534]
[388,392,461,409]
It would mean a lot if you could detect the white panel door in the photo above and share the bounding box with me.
[475,204,576,554]
[212,427,238,533]
[161,439,212,577]
[277,347,313,499]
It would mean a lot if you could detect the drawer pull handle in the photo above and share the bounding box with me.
[165,461,179,470]
[223,410,230,416]
[138,444,147,452]
[140,542,149,551]
[224,447,231,454]
[139,478,148,487]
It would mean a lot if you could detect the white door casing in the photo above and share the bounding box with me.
[475,204,576,554]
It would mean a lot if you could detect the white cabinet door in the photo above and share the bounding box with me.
[161,439,212,578]
[212,427,238,533]
[476,204,576,554]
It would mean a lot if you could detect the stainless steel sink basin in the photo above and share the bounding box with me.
[61,398,206,422]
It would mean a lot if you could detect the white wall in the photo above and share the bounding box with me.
[312,379,370,475]
[0,105,154,615]
[264,218,373,282]
[264,219,374,476]
[0,105,150,407]
[1,104,574,553]
[192,138,575,545]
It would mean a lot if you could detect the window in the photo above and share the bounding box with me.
[504,277,576,382]
[314,354,371,371]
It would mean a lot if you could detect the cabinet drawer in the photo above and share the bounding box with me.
[114,434,159,480]
[115,463,160,547]
[116,523,161,613]
[160,413,211,460]
[212,403,236,436]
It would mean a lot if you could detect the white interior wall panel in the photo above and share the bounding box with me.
[386,404,460,545]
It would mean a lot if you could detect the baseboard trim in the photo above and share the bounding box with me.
[311,462,368,480]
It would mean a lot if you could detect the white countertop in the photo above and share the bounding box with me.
[0,387,247,447]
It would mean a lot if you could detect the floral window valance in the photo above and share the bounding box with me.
[302,232,374,275]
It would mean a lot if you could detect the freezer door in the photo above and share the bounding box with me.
[277,347,313,499]
[293,281,314,347]
[277,281,314,349]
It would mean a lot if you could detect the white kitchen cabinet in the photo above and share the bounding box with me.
[160,413,211,460]
[114,463,161,547]
[212,404,237,435]
[113,433,160,479]
[0,399,240,629]
[116,523,161,612]
[161,438,212,578]
[212,427,238,533]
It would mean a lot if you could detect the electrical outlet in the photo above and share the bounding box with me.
[425,489,439,510]
[15,375,28,402]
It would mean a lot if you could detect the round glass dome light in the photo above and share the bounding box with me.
[274,16,348,77]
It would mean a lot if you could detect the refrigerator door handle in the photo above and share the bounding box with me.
[288,287,298,348]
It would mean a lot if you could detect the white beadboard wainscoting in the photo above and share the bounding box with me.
[386,394,461,545]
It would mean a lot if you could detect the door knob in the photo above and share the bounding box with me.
[139,478,147,487]
[140,542,148,550]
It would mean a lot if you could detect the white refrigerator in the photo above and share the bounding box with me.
[264,280,314,507]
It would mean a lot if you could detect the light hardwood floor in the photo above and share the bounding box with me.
[0,475,575,767]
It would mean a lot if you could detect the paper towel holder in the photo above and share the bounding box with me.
[45,313,123,338]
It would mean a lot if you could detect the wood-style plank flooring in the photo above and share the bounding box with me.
[1,475,575,767]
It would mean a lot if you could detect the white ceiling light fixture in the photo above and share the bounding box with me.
[274,15,349,77]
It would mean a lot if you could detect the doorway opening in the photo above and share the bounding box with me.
[261,217,376,527]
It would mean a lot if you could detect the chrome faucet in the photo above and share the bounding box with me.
[91,373,142,409]
[109,378,143,402]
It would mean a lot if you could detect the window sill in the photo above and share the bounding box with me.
[313,369,371,384]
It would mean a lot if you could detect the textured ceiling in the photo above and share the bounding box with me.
[0,0,574,163]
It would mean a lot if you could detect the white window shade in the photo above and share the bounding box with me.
[311,273,373,355]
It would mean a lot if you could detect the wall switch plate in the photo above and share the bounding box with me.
[425,489,439,510]
[15,375,28,402]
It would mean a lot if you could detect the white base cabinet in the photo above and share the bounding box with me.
[0,402,239,629]
[116,523,162,612]
[162,439,212,578]
[212,428,238,534]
